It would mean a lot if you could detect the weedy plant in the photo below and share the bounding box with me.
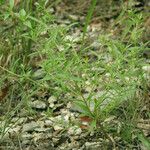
[39,0,149,137]
[0,0,149,147]
[0,0,57,139]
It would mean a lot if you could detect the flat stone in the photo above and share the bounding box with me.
[8,127,21,136]
[91,41,101,50]
[30,100,47,110]
[48,96,57,108]
[68,126,82,135]
[53,125,63,131]
[85,142,102,150]
[68,14,79,21]
[21,133,33,140]
[44,120,53,127]
[11,117,27,125]
[142,65,150,73]
[22,121,40,132]
[34,127,51,132]
[32,69,46,80]
[52,137,60,144]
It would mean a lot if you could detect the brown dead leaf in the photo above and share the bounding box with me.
[80,125,88,129]
[79,116,93,129]
[14,0,20,6]
[79,116,93,123]
[0,86,9,102]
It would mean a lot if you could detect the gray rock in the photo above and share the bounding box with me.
[32,69,46,80]
[143,50,150,59]
[21,133,33,145]
[91,41,101,50]
[53,125,63,131]
[48,96,57,108]
[21,133,33,140]
[11,117,27,125]
[142,65,150,73]
[30,100,47,110]
[8,127,21,136]
[68,126,82,136]
[44,120,53,127]
[48,96,57,102]
[49,8,54,13]
[85,142,102,150]
[22,121,40,132]
[68,14,79,21]
[142,65,150,85]
[34,127,51,132]
[21,139,31,146]
[52,137,60,145]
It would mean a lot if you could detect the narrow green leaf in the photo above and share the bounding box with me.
[24,20,32,29]
[82,0,97,43]
[138,133,150,150]
[19,9,26,18]
[9,0,14,10]
[75,100,93,117]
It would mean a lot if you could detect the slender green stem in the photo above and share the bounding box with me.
[0,65,47,88]
[82,0,97,44]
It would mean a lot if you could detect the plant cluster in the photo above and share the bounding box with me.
[0,0,149,148]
